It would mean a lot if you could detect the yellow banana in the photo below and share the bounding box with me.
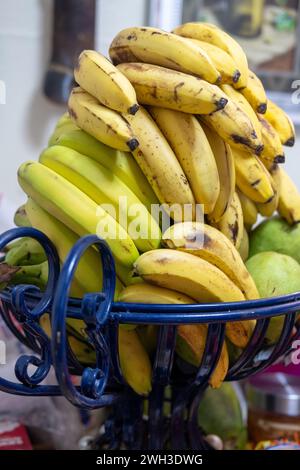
[74,50,139,115]
[240,69,267,114]
[188,39,241,85]
[118,328,152,396]
[256,165,280,217]
[238,228,249,262]
[54,129,158,212]
[176,324,229,388]
[117,62,228,114]
[220,84,262,140]
[25,198,132,289]
[40,311,151,396]
[119,283,228,388]
[263,99,295,147]
[148,107,220,214]
[68,87,139,152]
[237,189,258,229]
[18,161,139,268]
[258,115,285,166]
[134,249,255,347]
[119,283,194,305]
[215,191,244,250]
[233,147,275,203]
[134,249,245,303]
[109,26,221,84]
[201,98,263,155]
[202,124,235,223]
[39,146,161,253]
[124,106,196,222]
[162,222,259,300]
[173,22,248,88]
[277,168,300,225]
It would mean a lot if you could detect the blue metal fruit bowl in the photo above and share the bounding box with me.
[0,227,299,450]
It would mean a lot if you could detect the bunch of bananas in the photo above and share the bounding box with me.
[8,22,300,395]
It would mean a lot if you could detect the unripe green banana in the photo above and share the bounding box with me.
[5,237,47,266]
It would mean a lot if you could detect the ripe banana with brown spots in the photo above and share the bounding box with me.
[149,107,220,214]
[188,39,241,85]
[214,191,244,250]
[240,69,267,114]
[117,62,228,114]
[68,87,139,152]
[124,106,196,222]
[173,22,248,89]
[119,283,228,388]
[162,222,259,300]
[200,98,263,155]
[134,249,256,348]
[74,50,139,115]
[233,147,275,203]
[202,123,235,223]
[263,99,295,147]
[258,115,285,167]
[109,26,221,83]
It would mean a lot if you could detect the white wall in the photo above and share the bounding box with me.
[0,0,299,233]
[0,0,147,232]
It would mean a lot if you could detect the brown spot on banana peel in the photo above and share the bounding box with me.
[174,82,185,102]
[251,179,261,188]
[229,221,239,244]
[126,33,137,41]
[231,134,263,155]
[68,107,77,121]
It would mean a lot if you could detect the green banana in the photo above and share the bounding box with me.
[5,237,47,266]
[39,145,161,253]
[18,161,139,268]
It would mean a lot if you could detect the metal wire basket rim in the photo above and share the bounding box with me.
[1,287,300,324]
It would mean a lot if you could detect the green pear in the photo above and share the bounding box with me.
[246,252,300,344]
[198,383,247,450]
[249,216,300,263]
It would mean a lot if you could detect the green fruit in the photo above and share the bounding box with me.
[249,216,300,263]
[246,251,300,343]
[198,383,247,450]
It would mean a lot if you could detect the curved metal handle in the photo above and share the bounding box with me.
[51,234,117,408]
[0,227,61,394]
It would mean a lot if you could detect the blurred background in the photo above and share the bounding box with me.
[0,0,299,232]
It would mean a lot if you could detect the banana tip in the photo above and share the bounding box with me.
[233,70,241,84]
[128,104,139,115]
[284,137,295,147]
[257,103,267,114]
[127,138,139,151]
[217,97,228,111]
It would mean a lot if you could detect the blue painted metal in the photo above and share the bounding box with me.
[0,226,299,449]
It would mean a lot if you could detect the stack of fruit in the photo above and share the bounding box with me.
[3,22,300,396]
